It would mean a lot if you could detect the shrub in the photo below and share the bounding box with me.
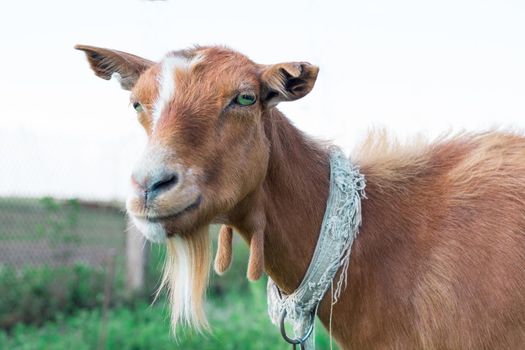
[0,264,123,328]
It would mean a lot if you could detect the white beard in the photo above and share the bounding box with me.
[156,225,211,332]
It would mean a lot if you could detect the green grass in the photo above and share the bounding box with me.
[0,264,128,328]
[0,282,339,350]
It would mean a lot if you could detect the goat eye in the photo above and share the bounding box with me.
[133,102,143,113]
[235,93,256,106]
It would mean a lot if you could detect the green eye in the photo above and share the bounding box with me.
[235,93,256,106]
[133,102,143,113]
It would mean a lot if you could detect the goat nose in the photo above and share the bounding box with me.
[131,172,179,196]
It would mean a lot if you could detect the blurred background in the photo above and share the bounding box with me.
[0,0,524,349]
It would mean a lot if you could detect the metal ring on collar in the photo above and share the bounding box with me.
[279,309,315,345]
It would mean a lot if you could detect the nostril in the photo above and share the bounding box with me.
[149,173,178,194]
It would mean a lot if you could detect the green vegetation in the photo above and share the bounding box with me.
[0,198,339,349]
[0,285,337,350]
[0,197,128,329]
[0,264,113,328]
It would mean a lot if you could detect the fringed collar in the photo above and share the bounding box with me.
[267,147,366,349]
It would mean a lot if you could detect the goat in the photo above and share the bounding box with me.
[76,44,525,349]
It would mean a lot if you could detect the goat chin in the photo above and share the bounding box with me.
[156,225,211,333]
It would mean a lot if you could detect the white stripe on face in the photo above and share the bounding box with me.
[151,53,206,130]
[152,55,185,128]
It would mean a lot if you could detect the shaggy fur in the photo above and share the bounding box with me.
[156,225,211,332]
[337,130,525,349]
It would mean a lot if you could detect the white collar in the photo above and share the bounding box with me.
[266,147,366,349]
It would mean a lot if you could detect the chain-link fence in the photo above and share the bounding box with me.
[0,196,130,328]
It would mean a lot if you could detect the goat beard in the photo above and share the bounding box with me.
[156,225,211,333]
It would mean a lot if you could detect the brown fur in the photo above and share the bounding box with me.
[77,45,525,349]
[327,130,525,349]
[247,227,265,281]
[214,225,233,274]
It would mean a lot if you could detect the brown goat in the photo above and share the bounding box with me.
[76,44,525,349]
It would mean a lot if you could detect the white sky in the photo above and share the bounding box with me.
[1,0,524,201]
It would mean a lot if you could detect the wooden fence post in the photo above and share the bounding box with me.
[126,220,148,293]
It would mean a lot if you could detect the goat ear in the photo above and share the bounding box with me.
[75,45,153,90]
[260,62,319,106]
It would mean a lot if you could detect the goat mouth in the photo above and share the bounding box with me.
[140,196,202,223]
